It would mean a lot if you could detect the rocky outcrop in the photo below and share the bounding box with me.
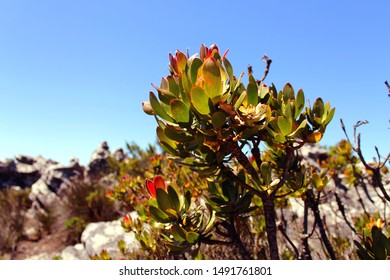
[0,141,132,260]
[0,141,123,198]
[60,217,140,260]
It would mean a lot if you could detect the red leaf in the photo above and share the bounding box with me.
[154,175,166,191]
[146,179,156,198]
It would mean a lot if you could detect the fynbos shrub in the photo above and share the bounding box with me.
[140,44,335,259]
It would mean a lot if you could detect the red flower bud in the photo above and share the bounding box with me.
[145,175,167,198]
[169,53,179,74]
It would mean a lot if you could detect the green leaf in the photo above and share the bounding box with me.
[274,134,286,143]
[204,210,216,232]
[164,126,193,142]
[167,76,180,98]
[306,131,323,143]
[282,100,294,119]
[184,190,191,211]
[311,173,324,190]
[149,92,174,122]
[157,126,177,149]
[179,72,191,104]
[295,89,305,119]
[270,83,278,98]
[159,141,180,156]
[200,57,222,105]
[260,162,271,186]
[222,54,233,81]
[170,99,192,126]
[167,186,181,212]
[153,82,176,105]
[176,51,187,73]
[313,98,325,118]
[259,84,269,99]
[247,82,258,106]
[354,240,374,260]
[248,73,257,85]
[371,226,390,259]
[186,231,200,244]
[171,225,187,242]
[156,188,174,212]
[211,111,226,129]
[278,116,292,136]
[288,119,308,138]
[283,83,295,101]
[323,107,335,126]
[234,90,247,110]
[192,165,217,176]
[188,57,203,84]
[149,206,173,223]
[164,208,179,219]
[190,86,212,115]
[165,242,190,254]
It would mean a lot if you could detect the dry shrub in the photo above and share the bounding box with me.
[0,187,31,255]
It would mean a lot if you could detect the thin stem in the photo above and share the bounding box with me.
[301,201,313,260]
[271,146,294,196]
[354,135,390,202]
[277,222,299,259]
[306,189,337,260]
[334,191,356,233]
[251,139,263,169]
[385,80,390,97]
[227,140,259,181]
[219,163,263,197]
[259,55,272,84]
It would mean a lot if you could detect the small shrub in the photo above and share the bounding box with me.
[0,187,31,255]
[62,178,121,241]
[64,216,87,243]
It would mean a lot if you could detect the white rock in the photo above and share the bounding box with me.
[80,218,140,259]
[60,244,89,260]
[28,178,58,207]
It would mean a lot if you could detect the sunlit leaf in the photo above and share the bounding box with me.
[156,188,174,212]
[186,231,200,244]
[171,225,187,242]
[190,86,212,115]
[199,57,222,104]
[278,116,292,136]
[170,99,192,126]
[150,92,174,122]
[283,83,295,101]
[247,82,258,106]
[149,206,173,223]
[306,131,323,143]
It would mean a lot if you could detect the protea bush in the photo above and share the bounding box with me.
[140,44,336,259]
[105,44,389,260]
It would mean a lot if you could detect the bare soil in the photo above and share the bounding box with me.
[11,203,74,260]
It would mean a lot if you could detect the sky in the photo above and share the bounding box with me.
[0,0,389,165]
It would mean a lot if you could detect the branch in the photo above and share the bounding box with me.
[334,190,356,233]
[341,119,390,202]
[259,55,272,84]
[271,146,294,197]
[218,163,263,198]
[277,221,299,259]
[385,80,390,97]
[306,188,337,259]
[301,200,313,260]
[226,140,259,181]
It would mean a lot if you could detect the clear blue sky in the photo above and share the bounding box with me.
[0,0,389,165]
